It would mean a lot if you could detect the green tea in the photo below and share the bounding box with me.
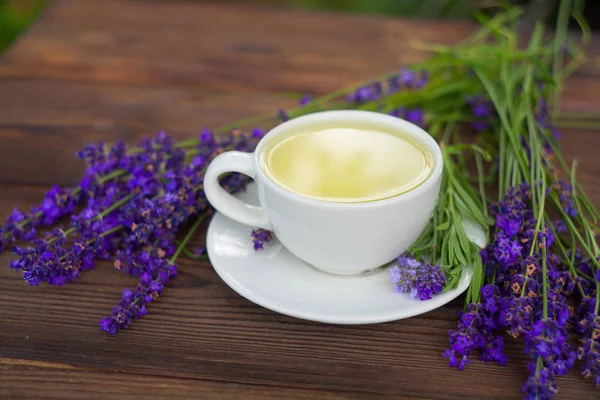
[261,127,432,203]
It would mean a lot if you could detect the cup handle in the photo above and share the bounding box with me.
[204,151,271,230]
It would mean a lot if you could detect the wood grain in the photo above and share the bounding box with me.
[0,359,414,400]
[0,1,599,399]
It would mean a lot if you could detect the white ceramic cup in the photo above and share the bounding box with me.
[204,110,443,275]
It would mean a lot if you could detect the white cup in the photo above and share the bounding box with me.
[204,110,443,275]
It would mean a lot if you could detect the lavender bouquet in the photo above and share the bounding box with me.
[5,2,599,398]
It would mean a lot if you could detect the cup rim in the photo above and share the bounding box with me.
[254,109,443,209]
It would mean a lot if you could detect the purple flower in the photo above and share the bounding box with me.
[399,69,417,87]
[577,256,593,277]
[500,296,537,338]
[346,82,382,104]
[390,255,444,301]
[536,98,561,141]
[387,76,401,94]
[493,237,522,266]
[277,110,289,121]
[525,318,575,375]
[11,228,90,286]
[388,107,405,118]
[443,348,471,371]
[552,271,576,296]
[466,95,494,132]
[38,185,79,225]
[496,214,521,238]
[0,184,80,254]
[387,69,427,93]
[200,128,214,144]
[522,364,558,400]
[404,109,425,127]
[444,301,505,370]
[100,258,177,335]
[552,219,567,233]
[11,129,254,301]
[576,296,600,387]
[114,249,155,276]
[398,68,427,89]
[299,94,312,106]
[194,247,207,259]
[472,102,491,118]
[251,229,273,251]
[556,180,577,217]
[252,128,265,139]
[388,107,425,128]
[451,183,572,373]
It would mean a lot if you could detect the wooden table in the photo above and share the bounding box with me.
[1,1,599,399]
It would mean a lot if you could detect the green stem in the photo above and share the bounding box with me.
[99,225,124,238]
[432,211,438,265]
[48,193,134,245]
[595,285,600,315]
[534,356,543,399]
[545,217,592,292]
[474,151,487,216]
[554,196,600,272]
[541,237,548,319]
[173,239,204,260]
[170,212,209,263]
[529,178,547,257]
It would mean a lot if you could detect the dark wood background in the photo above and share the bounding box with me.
[1,1,600,399]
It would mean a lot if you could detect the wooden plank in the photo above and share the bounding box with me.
[0,359,415,400]
[0,0,475,93]
[0,81,297,186]
[1,244,597,400]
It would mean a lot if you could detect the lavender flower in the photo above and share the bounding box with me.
[536,99,561,140]
[405,109,425,127]
[444,284,507,370]
[522,364,558,400]
[500,296,537,338]
[449,181,580,392]
[555,180,577,218]
[346,82,383,104]
[525,318,576,376]
[100,258,177,335]
[466,95,494,132]
[552,219,567,233]
[346,68,427,108]
[522,291,576,399]
[194,247,207,259]
[299,94,312,106]
[251,229,273,251]
[389,107,426,128]
[7,128,258,334]
[496,214,521,238]
[577,296,600,387]
[388,68,428,93]
[278,110,290,121]
[1,185,80,254]
[252,128,265,139]
[114,249,160,277]
[493,237,523,267]
[390,255,444,301]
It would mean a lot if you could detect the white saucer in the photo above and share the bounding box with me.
[206,184,487,324]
